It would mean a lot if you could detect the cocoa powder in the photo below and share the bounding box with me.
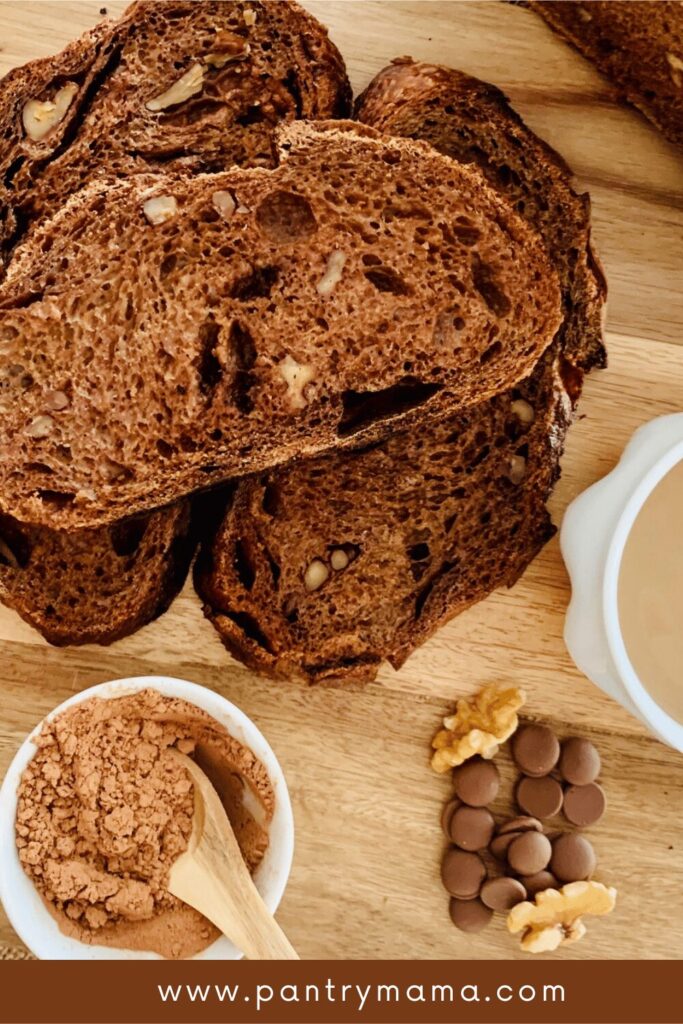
[16,689,274,958]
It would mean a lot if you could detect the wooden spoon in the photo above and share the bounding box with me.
[166,748,299,960]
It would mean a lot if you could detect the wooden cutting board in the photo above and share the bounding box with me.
[0,1,682,962]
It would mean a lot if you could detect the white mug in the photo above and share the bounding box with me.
[561,413,683,753]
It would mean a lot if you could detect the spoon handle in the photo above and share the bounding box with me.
[168,750,299,960]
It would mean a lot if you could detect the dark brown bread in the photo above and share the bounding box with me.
[0,502,194,645]
[196,60,605,684]
[0,0,350,642]
[0,119,561,530]
[195,346,570,685]
[356,58,606,372]
[531,1,683,148]
[0,0,351,266]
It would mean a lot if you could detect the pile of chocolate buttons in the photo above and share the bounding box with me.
[440,725,606,934]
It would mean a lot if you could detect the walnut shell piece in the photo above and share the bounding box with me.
[507,880,617,953]
[431,684,525,773]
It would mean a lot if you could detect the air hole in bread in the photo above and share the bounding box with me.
[229,321,257,414]
[178,433,197,453]
[480,340,502,365]
[408,542,430,561]
[363,267,411,295]
[265,549,281,588]
[471,254,511,317]
[282,68,303,117]
[225,609,272,651]
[338,378,443,438]
[160,253,177,277]
[157,439,174,458]
[262,482,280,516]
[3,155,25,191]
[236,105,266,127]
[452,222,481,246]
[111,517,149,558]
[0,290,44,310]
[0,514,31,568]
[37,489,75,507]
[444,512,458,533]
[197,318,222,396]
[233,538,256,591]
[414,558,458,619]
[229,265,279,301]
[256,190,317,244]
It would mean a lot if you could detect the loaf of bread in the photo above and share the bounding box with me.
[0,502,194,645]
[531,1,683,149]
[0,0,351,267]
[195,61,603,685]
[195,346,570,684]
[356,58,606,373]
[0,119,561,530]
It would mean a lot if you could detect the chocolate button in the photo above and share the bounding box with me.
[450,805,495,851]
[563,782,606,827]
[449,897,493,933]
[491,816,543,859]
[441,797,461,839]
[520,870,558,897]
[507,831,552,875]
[550,833,596,882]
[441,848,487,899]
[480,876,527,912]
[517,775,564,819]
[452,758,500,807]
[559,737,601,786]
[498,815,543,835]
[512,724,560,777]
[490,831,521,860]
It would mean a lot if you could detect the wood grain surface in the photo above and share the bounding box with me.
[0,1,682,961]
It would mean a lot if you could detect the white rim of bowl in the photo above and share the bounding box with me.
[0,675,294,960]
[603,440,683,751]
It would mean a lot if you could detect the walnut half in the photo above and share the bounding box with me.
[507,881,617,953]
[22,82,78,142]
[146,64,204,112]
[431,684,525,772]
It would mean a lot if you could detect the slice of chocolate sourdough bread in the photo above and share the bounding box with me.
[195,346,569,685]
[356,58,606,373]
[0,119,561,530]
[0,502,195,645]
[0,0,349,644]
[531,1,683,150]
[0,0,351,268]
[195,61,606,685]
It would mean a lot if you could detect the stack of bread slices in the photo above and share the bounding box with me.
[0,1,605,682]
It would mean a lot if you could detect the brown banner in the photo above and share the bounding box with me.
[0,960,679,1024]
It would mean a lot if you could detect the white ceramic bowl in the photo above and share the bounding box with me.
[0,675,294,960]
[561,413,683,752]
